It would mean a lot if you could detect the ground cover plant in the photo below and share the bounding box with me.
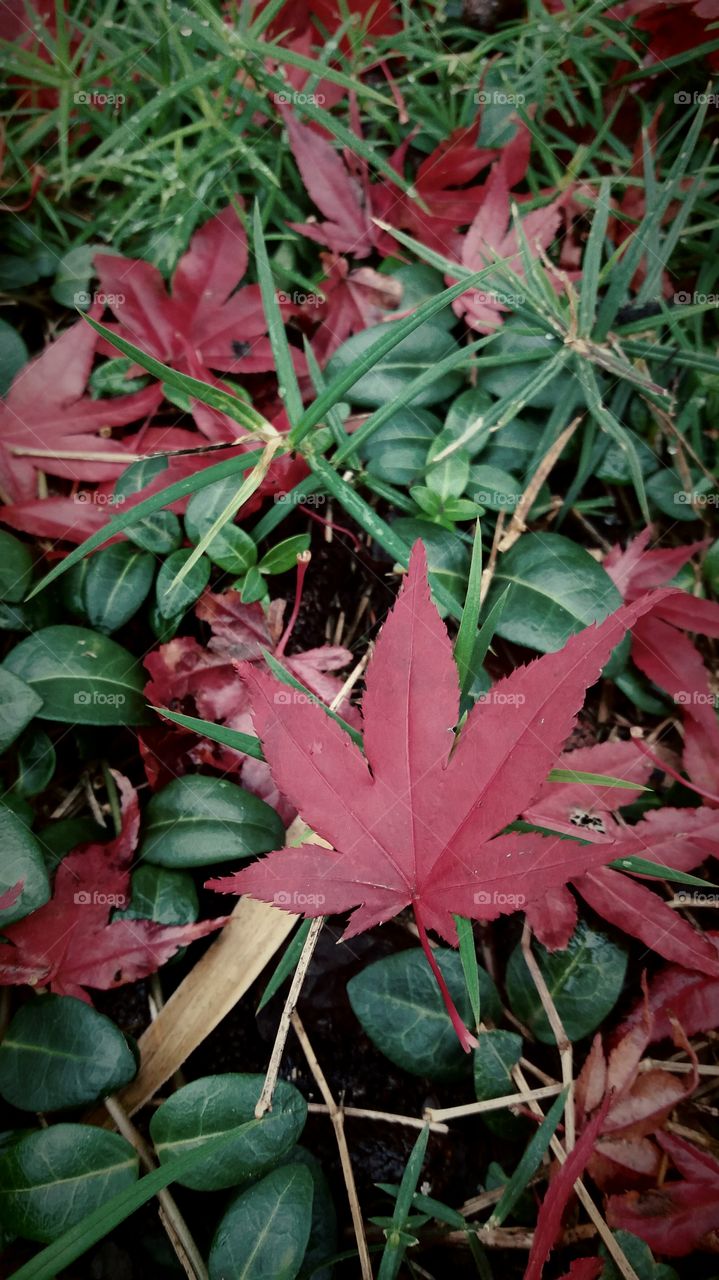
[1,0,719,1276]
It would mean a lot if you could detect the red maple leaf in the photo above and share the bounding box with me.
[143,586,355,817]
[614,932,719,1046]
[524,739,719,973]
[95,202,278,383]
[0,775,228,1002]
[208,542,680,1049]
[0,314,160,503]
[606,1131,719,1256]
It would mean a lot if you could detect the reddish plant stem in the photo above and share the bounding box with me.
[275,551,311,658]
[413,906,478,1053]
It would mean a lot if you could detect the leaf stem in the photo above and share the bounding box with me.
[413,909,478,1054]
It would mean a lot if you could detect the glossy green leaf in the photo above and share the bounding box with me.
[155,548,211,619]
[0,996,137,1112]
[257,534,311,575]
[391,519,470,607]
[150,1074,307,1190]
[208,1164,313,1280]
[484,532,623,652]
[473,1029,524,1138]
[0,669,43,753]
[0,531,33,603]
[115,864,198,925]
[283,1147,337,1280]
[0,319,29,396]
[3,626,147,724]
[139,775,285,868]
[347,948,501,1082]
[361,408,440,485]
[113,457,183,554]
[506,920,628,1043]
[15,727,56,798]
[185,478,259,573]
[0,1124,138,1243]
[326,322,463,408]
[0,804,50,925]
[83,544,155,634]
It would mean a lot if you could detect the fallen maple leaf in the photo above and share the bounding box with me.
[606,1131,719,1256]
[0,313,160,503]
[95,202,278,386]
[208,542,680,1050]
[0,775,227,1002]
[614,933,719,1046]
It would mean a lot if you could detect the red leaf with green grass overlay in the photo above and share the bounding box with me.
[209,542,678,1049]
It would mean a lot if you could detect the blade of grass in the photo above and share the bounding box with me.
[454,917,481,1032]
[454,521,483,701]
[487,1088,568,1228]
[253,201,304,426]
[377,1125,431,1280]
[257,919,313,1012]
[153,707,264,761]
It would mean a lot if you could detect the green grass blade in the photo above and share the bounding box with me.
[611,858,718,889]
[257,919,313,1012]
[454,916,481,1031]
[28,450,264,599]
[153,707,264,761]
[487,1088,568,1228]
[578,178,611,335]
[83,316,273,436]
[454,521,483,701]
[377,1125,431,1280]
[253,201,304,426]
[547,769,651,790]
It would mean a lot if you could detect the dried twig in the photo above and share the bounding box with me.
[255,916,324,1118]
[497,416,582,555]
[307,1102,448,1134]
[291,1011,373,1280]
[425,1083,564,1123]
[104,1096,208,1280]
[521,921,575,1150]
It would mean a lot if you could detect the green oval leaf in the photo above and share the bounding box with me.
[0,531,33,603]
[347,948,501,1081]
[84,544,155,634]
[139,775,285,868]
[208,1164,313,1280]
[185,479,259,573]
[116,864,198,925]
[506,920,628,1043]
[0,995,137,1112]
[257,534,311,576]
[327,322,463,408]
[0,804,50,925]
[0,669,43,753]
[150,1074,307,1190]
[484,532,623,653]
[155,548,211,620]
[0,1124,138,1243]
[473,1029,524,1139]
[114,457,183,555]
[15,726,56,799]
[3,626,147,724]
[362,408,440,486]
